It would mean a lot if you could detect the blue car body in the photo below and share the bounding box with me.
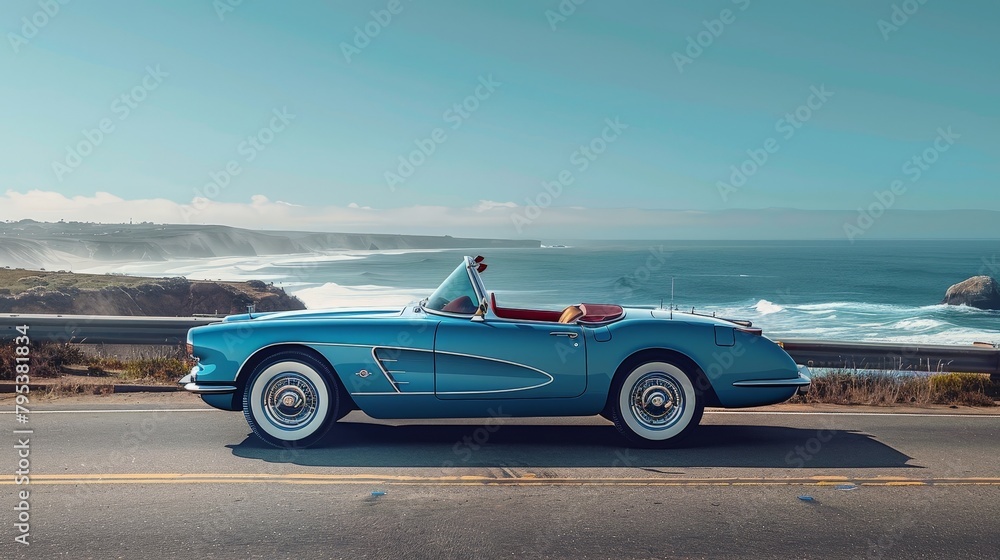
[182,256,809,447]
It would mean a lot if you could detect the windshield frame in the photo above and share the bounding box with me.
[421,256,486,318]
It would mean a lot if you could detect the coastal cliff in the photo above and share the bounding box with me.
[0,269,305,316]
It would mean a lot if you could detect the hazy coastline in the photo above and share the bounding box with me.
[0,220,540,270]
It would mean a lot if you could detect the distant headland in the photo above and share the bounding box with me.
[0,220,541,269]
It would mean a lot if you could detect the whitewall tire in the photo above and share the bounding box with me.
[242,350,339,448]
[610,359,704,447]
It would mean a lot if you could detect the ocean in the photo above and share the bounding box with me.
[85,240,1000,345]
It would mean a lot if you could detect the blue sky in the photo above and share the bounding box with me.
[1,0,997,238]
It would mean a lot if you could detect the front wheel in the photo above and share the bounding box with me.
[610,359,704,448]
[242,350,340,448]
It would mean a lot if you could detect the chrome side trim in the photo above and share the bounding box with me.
[731,373,811,388]
[351,391,434,396]
[235,342,435,383]
[434,350,555,395]
[371,347,401,393]
[313,343,432,352]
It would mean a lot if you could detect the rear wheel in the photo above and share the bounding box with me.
[610,359,703,448]
[242,350,339,448]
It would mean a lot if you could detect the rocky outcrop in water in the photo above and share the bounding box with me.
[941,276,1000,310]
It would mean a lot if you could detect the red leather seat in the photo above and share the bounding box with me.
[577,303,624,323]
[488,294,624,324]
[490,293,564,322]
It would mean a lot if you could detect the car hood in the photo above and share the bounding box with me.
[222,307,405,323]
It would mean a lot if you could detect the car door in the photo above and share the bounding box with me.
[434,316,587,399]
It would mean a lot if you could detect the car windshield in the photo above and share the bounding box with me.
[424,261,480,314]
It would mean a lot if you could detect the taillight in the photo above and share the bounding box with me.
[737,327,763,336]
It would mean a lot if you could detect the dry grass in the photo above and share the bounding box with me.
[1,342,193,383]
[0,268,156,296]
[790,370,998,407]
[41,380,116,398]
[0,342,85,379]
[85,356,192,383]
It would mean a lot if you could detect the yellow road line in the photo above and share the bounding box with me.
[7,474,1000,486]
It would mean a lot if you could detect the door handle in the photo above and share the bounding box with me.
[549,331,578,339]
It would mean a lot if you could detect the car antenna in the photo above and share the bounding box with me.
[670,276,674,319]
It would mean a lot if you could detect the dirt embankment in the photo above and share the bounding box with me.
[0,270,305,316]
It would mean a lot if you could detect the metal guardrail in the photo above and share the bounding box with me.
[1,314,998,375]
[777,339,1000,375]
[0,314,220,345]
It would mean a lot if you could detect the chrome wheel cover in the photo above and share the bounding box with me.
[617,361,697,441]
[247,359,332,443]
[261,372,320,431]
[629,372,685,430]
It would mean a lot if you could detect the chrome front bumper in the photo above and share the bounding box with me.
[178,371,237,395]
[731,365,812,395]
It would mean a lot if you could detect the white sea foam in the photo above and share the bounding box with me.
[753,299,784,315]
[697,296,1000,345]
[860,329,997,346]
[795,302,852,311]
[292,282,429,309]
[891,318,947,331]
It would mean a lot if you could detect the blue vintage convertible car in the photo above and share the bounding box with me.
[180,256,810,448]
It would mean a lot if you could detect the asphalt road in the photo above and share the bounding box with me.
[4,395,1000,559]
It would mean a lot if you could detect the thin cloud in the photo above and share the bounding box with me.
[1,190,996,240]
